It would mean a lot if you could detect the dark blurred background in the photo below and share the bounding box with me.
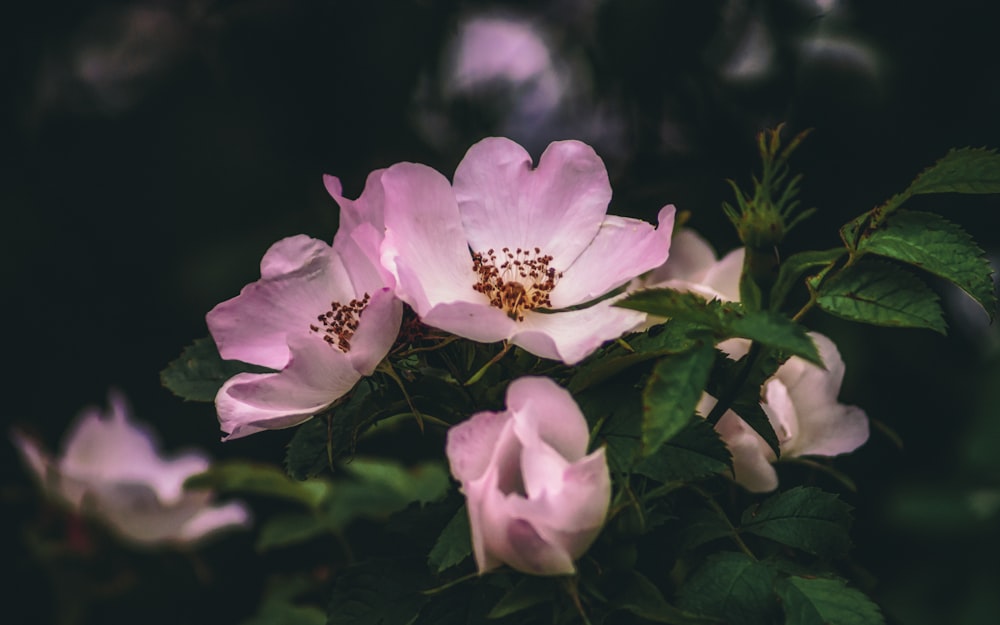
[4,1,1000,623]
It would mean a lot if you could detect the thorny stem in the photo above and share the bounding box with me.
[463,342,512,386]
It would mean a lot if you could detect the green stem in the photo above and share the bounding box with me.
[376,361,425,431]
[463,342,511,386]
[690,485,756,560]
[421,572,479,595]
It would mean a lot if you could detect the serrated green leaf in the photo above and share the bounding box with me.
[569,322,699,393]
[256,513,328,552]
[161,337,274,402]
[857,210,995,319]
[635,419,731,483]
[729,399,781,460]
[242,575,327,625]
[677,552,779,625]
[617,289,725,325]
[611,571,721,624]
[740,486,853,558]
[486,577,554,619]
[777,577,884,625]
[726,312,821,366]
[908,147,1000,195]
[642,343,716,456]
[770,248,845,312]
[815,261,946,333]
[327,559,427,625]
[580,379,644,473]
[427,506,472,573]
[676,508,737,552]
[186,461,330,509]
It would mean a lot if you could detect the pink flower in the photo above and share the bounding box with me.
[699,335,870,492]
[11,393,250,546]
[446,377,611,575]
[649,230,869,491]
[206,173,402,440]
[380,137,675,364]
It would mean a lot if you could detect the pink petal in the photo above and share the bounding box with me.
[776,333,869,457]
[498,516,576,575]
[454,138,611,265]
[512,303,645,364]
[177,501,252,542]
[207,236,355,369]
[446,409,513,484]
[712,403,780,493]
[645,228,718,285]
[700,248,744,302]
[420,300,517,344]
[550,205,675,308]
[381,162,481,314]
[216,333,363,440]
[10,429,51,485]
[507,377,590,462]
[345,288,403,376]
[326,169,386,237]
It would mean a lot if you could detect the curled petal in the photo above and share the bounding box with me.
[345,288,403,376]
[207,236,354,369]
[216,333,363,440]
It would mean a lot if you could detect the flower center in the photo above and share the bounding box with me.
[309,293,371,352]
[472,247,563,321]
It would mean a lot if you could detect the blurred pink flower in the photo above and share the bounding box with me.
[446,377,610,575]
[11,393,249,546]
[207,173,402,440]
[648,229,869,491]
[380,137,674,364]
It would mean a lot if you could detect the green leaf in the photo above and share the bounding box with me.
[815,261,946,333]
[582,380,644,473]
[617,288,725,323]
[740,486,853,558]
[256,513,329,552]
[186,461,330,509]
[677,552,779,625]
[610,571,721,624]
[728,399,781,461]
[568,322,699,393]
[327,559,427,625]
[857,210,995,319]
[776,577,884,625]
[161,337,274,402]
[726,312,821,367]
[908,147,1000,195]
[635,418,731,483]
[770,248,845,312]
[322,459,450,529]
[286,417,333,480]
[676,507,737,552]
[242,575,327,625]
[427,506,472,573]
[642,343,716,456]
[486,577,554,619]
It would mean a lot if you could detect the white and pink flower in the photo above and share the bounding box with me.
[446,377,611,576]
[648,230,869,492]
[379,137,675,365]
[206,173,402,440]
[11,393,250,546]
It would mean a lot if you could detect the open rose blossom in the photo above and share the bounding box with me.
[647,230,869,491]
[10,393,250,546]
[380,137,675,364]
[446,377,611,575]
[206,172,402,440]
